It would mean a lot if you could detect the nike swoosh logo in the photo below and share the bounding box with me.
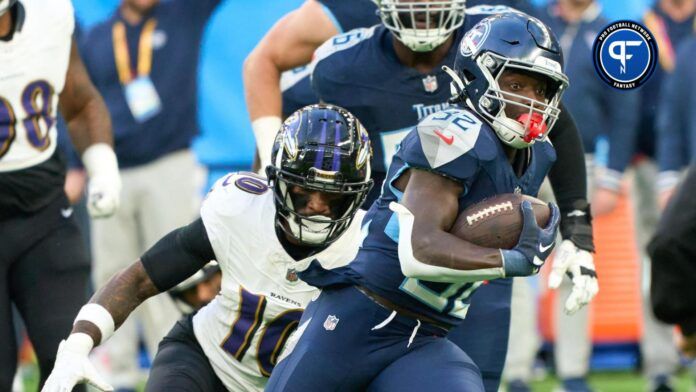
[539,242,553,253]
[434,129,454,145]
[567,210,586,217]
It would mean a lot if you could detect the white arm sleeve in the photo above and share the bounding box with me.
[389,202,504,283]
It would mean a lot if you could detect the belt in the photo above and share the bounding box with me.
[356,285,451,332]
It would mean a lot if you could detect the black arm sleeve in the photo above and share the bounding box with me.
[140,218,216,292]
[547,103,588,213]
[547,104,595,252]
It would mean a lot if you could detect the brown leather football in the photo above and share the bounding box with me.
[450,194,550,249]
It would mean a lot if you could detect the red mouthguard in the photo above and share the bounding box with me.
[517,112,547,143]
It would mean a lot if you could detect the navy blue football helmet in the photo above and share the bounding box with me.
[266,104,373,245]
[445,12,569,148]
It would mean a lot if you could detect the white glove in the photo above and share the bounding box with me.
[42,333,113,392]
[548,239,599,315]
[82,143,121,218]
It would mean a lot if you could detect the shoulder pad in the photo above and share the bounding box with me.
[201,172,270,219]
[312,26,377,64]
[465,5,516,15]
[415,108,486,169]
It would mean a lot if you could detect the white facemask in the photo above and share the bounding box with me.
[376,0,467,52]
[286,215,333,245]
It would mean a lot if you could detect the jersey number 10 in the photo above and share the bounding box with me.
[0,80,55,159]
[220,287,303,376]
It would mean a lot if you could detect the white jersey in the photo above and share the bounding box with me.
[0,0,74,172]
[193,173,365,391]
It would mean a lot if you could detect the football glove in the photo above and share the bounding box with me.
[501,201,560,277]
[548,239,599,315]
[42,333,113,392]
[82,143,121,218]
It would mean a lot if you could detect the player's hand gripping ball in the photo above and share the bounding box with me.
[450,193,551,249]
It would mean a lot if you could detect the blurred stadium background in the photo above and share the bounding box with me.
[12,0,695,391]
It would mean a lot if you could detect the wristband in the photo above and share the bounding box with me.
[252,116,282,171]
[82,143,119,179]
[74,303,116,343]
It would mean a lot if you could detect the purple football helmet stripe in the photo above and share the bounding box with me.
[331,112,342,171]
[313,110,329,169]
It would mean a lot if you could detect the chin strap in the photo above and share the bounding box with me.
[442,65,466,104]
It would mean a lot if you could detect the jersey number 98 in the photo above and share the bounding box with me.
[0,80,56,159]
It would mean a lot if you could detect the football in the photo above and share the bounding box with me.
[450,194,551,249]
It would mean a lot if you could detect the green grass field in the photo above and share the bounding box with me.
[528,371,695,392]
[19,366,696,392]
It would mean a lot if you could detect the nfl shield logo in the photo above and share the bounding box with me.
[323,315,339,331]
[285,268,298,282]
[422,75,438,93]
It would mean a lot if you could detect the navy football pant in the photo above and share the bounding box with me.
[448,277,513,392]
[266,286,484,392]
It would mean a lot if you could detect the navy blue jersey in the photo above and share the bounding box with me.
[317,0,379,33]
[280,0,379,118]
[310,5,517,174]
[300,107,556,327]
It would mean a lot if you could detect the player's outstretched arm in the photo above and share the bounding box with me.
[243,0,337,170]
[42,219,214,392]
[40,260,156,392]
[59,39,120,218]
[389,168,560,283]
